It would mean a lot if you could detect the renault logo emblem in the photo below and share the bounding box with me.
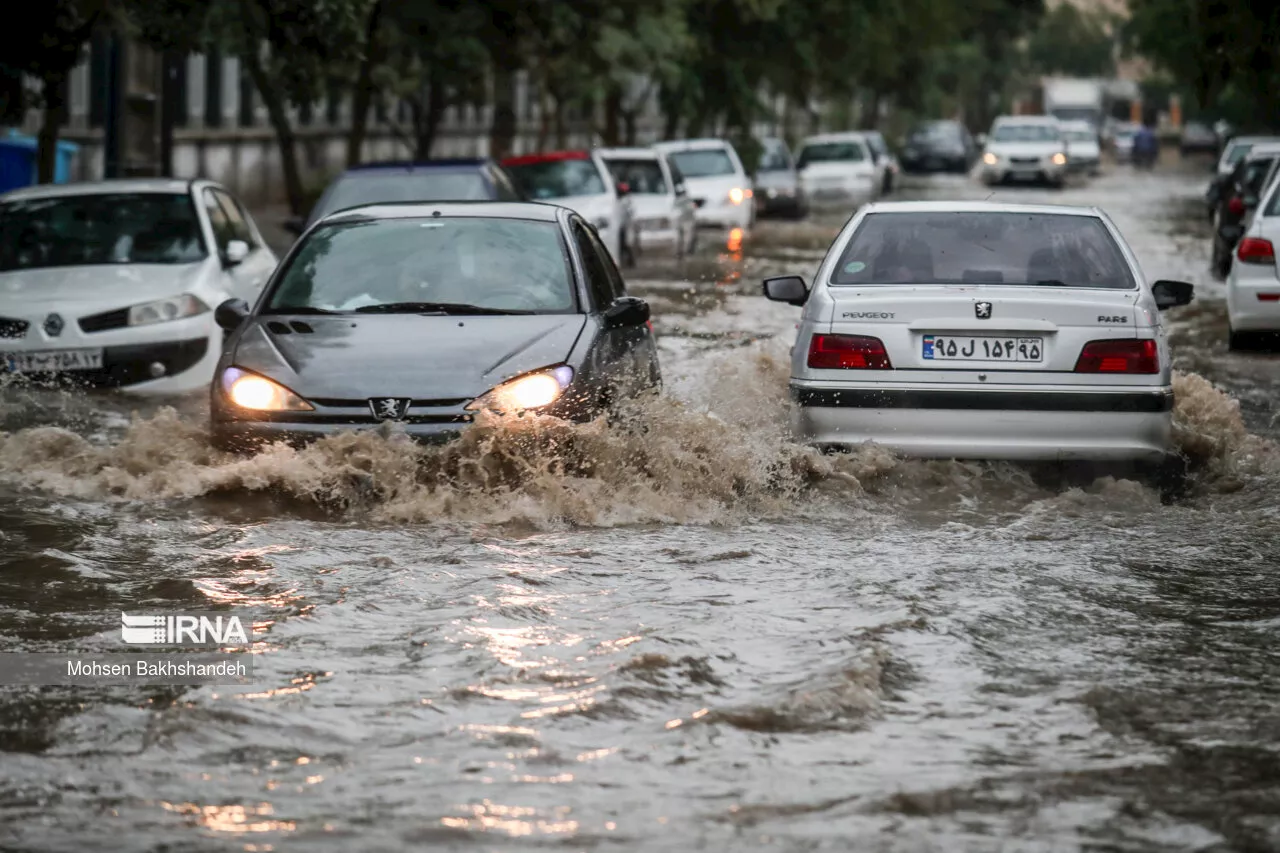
[369,398,412,421]
[974,302,992,319]
[43,313,64,337]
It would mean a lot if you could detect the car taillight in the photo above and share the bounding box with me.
[1074,339,1158,374]
[807,334,892,369]
[1237,237,1275,265]
[1228,196,1245,216]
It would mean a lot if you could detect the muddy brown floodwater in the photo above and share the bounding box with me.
[2,162,1280,853]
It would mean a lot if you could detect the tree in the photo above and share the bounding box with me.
[1026,2,1116,78]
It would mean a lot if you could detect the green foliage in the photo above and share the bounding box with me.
[1026,3,1116,78]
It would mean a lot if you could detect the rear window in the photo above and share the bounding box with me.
[829,212,1135,290]
[667,149,736,178]
[602,158,668,194]
[797,142,866,168]
[311,171,490,223]
[758,141,792,171]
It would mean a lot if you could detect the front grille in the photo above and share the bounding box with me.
[78,308,130,333]
[308,397,470,409]
[0,317,28,339]
[1010,157,1040,165]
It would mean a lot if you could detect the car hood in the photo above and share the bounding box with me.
[799,162,875,179]
[0,261,213,312]
[232,313,587,400]
[987,141,1064,157]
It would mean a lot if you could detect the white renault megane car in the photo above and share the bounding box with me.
[764,201,1195,466]
[0,179,277,393]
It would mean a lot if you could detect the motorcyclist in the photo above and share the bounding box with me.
[1133,121,1158,169]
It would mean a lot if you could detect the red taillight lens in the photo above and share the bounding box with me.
[807,334,892,369]
[1074,339,1158,374]
[1237,237,1275,265]
[1228,196,1245,216]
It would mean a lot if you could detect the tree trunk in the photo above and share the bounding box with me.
[412,77,446,159]
[536,83,552,151]
[553,98,567,149]
[242,45,305,214]
[859,89,882,129]
[346,0,385,167]
[488,57,518,159]
[602,84,622,146]
[37,71,68,184]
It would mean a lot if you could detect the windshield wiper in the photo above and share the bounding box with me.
[266,305,341,314]
[352,301,534,315]
[1032,279,1070,287]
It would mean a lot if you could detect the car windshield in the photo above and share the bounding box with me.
[505,158,606,199]
[603,159,669,194]
[667,149,736,178]
[910,123,959,141]
[0,192,206,272]
[992,124,1061,143]
[830,211,1135,289]
[269,217,576,313]
[1063,129,1095,142]
[1225,143,1256,166]
[757,141,791,171]
[797,142,866,168]
[311,171,491,223]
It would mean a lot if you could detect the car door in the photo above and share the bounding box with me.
[571,219,648,397]
[201,188,274,302]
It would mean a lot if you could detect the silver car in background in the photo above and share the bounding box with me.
[762,201,1194,470]
[753,137,807,219]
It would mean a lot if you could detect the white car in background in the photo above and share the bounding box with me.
[1059,119,1102,176]
[598,147,697,260]
[794,132,882,210]
[980,116,1069,188]
[653,139,754,232]
[863,131,900,194]
[1225,170,1280,349]
[0,178,278,394]
[762,200,1195,472]
[501,150,636,267]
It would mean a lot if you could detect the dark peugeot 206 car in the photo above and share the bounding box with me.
[211,202,660,450]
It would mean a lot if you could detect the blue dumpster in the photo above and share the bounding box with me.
[0,133,79,194]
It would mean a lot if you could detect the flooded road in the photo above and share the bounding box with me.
[3,162,1280,852]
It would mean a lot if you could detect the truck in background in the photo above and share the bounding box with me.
[1041,78,1107,132]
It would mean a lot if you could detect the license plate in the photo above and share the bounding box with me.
[4,348,104,373]
[923,335,1043,362]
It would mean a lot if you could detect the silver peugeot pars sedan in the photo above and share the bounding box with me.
[764,201,1195,478]
[209,201,659,450]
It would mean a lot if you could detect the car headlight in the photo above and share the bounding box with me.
[128,294,208,326]
[982,152,998,165]
[465,365,574,414]
[728,187,751,205]
[220,367,313,411]
[1051,152,1067,166]
[591,216,610,230]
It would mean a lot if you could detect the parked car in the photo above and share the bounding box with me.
[598,146,697,260]
[794,132,882,211]
[1059,119,1102,176]
[210,202,660,450]
[1210,144,1280,279]
[1206,135,1280,220]
[289,159,523,235]
[652,139,755,232]
[752,137,807,219]
[762,200,1193,476]
[900,120,977,174]
[979,116,1068,188]
[1226,168,1280,349]
[863,131,900,194]
[1180,121,1219,156]
[0,179,277,394]
[502,150,636,268]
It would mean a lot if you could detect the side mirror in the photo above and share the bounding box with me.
[1151,279,1194,310]
[616,181,631,198]
[763,274,808,306]
[603,295,650,329]
[283,216,306,236]
[223,239,250,266]
[215,297,252,331]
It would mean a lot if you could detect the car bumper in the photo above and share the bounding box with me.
[2,335,213,390]
[981,162,1066,183]
[693,202,752,229]
[1227,270,1280,330]
[790,384,1174,462]
[755,193,805,217]
[211,419,469,451]
[902,154,968,172]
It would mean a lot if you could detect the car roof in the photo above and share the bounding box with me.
[1231,136,1280,148]
[1243,144,1280,159]
[500,150,593,167]
[596,147,658,160]
[654,138,733,151]
[993,115,1059,125]
[1,178,198,200]
[316,200,565,225]
[343,159,490,174]
[860,200,1102,217]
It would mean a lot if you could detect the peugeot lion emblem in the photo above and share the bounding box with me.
[369,398,412,421]
[43,313,64,337]
[974,301,993,320]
